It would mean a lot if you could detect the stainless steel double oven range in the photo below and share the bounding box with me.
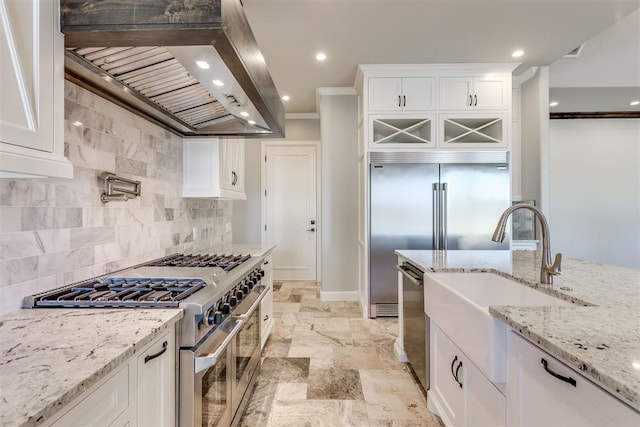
[26,252,268,426]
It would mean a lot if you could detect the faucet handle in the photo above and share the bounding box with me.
[551,253,562,274]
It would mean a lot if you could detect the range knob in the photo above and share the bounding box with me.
[246,279,254,290]
[235,289,244,300]
[206,310,223,326]
[204,308,215,326]
[241,284,249,294]
[258,269,265,278]
[250,276,258,286]
[229,295,238,306]
[222,303,231,314]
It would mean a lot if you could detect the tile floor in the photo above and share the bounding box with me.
[238,282,443,427]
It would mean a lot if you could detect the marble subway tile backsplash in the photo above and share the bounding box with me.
[0,82,232,314]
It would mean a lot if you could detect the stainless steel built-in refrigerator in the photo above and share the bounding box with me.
[369,151,510,317]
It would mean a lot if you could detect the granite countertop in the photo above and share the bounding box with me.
[396,249,640,411]
[0,308,183,427]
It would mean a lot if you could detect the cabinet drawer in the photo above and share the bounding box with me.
[507,332,639,426]
[51,365,129,427]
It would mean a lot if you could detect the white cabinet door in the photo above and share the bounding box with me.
[219,138,244,195]
[368,78,403,111]
[48,365,132,427]
[439,77,474,110]
[402,77,436,111]
[507,332,640,427]
[182,138,245,199]
[439,76,509,111]
[429,323,466,426]
[137,329,176,427]
[0,0,72,178]
[429,322,506,427]
[369,77,435,111]
[474,76,509,109]
[260,252,274,349]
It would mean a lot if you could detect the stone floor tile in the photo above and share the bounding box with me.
[275,382,308,400]
[268,399,369,427]
[306,368,364,400]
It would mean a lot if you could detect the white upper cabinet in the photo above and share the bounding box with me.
[439,75,510,110]
[368,77,436,111]
[357,64,516,151]
[0,0,73,178]
[182,137,246,200]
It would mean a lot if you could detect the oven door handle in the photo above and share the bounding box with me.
[233,285,268,320]
[194,320,245,374]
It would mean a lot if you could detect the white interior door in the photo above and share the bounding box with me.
[263,145,317,281]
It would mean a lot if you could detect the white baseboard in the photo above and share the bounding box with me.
[394,338,409,363]
[320,290,359,302]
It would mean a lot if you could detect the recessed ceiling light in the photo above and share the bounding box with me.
[282,95,290,101]
[512,50,524,58]
[196,60,210,69]
[630,100,640,106]
[316,52,327,61]
[212,79,224,87]
[240,111,250,117]
[248,120,256,125]
[549,101,559,107]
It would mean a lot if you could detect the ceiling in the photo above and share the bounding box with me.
[242,0,640,114]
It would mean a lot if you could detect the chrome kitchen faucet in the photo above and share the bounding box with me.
[492,203,562,284]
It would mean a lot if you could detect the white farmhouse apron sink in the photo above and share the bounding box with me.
[424,272,571,383]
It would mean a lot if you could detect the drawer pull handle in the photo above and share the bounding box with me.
[144,341,168,364]
[450,355,458,379]
[541,358,576,387]
[264,314,269,321]
[454,360,463,389]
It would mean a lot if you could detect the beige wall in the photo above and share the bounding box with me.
[0,82,232,314]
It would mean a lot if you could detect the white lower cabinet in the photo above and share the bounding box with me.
[507,332,639,427]
[49,364,132,427]
[45,327,176,427]
[260,251,274,349]
[137,329,176,427]
[429,322,505,427]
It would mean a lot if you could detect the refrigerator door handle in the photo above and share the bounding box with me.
[432,183,440,250]
[441,182,448,250]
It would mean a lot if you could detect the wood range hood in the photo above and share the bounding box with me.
[60,0,285,138]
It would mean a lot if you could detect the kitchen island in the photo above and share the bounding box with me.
[396,249,640,413]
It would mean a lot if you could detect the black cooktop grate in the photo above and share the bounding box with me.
[142,253,251,271]
[33,277,206,308]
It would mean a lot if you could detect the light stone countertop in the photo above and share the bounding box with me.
[0,308,183,427]
[396,249,640,411]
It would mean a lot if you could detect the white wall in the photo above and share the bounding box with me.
[317,91,359,296]
[520,67,550,211]
[232,119,320,244]
[549,119,640,268]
